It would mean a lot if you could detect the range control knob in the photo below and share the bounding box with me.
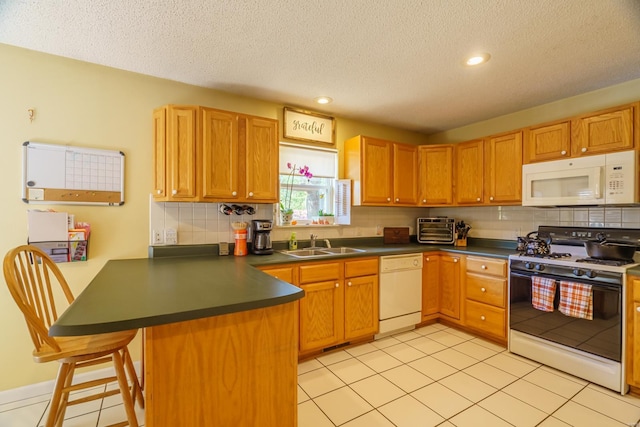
[586,270,597,279]
[524,262,534,270]
[534,264,545,271]
[572,269,585,276]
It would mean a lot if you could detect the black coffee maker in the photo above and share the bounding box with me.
[250,220,273,255]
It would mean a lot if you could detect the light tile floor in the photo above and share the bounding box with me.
[2,323,640,426]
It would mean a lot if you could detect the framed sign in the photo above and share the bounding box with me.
[283,107,335,146]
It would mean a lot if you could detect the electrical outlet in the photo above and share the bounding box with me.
[152,229,164,245]
[165,228,178,245]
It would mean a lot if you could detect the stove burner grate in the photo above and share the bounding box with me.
[575,257,635,266]
[518,252,572,259]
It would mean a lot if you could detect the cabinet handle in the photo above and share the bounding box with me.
[156,189,162,194]
[172,189,177,195]
[489,197,494,201]
[387,197,391,202]
[481,265,487,269]
[395,198,400,202]
[476,197,481,202]
[480,315,486,321]
[335,283,339,288]
[581,147,587,153]
[637,307,640,313]
[422,199,427,203]
[232,191,237,196]
[481,287,486,292]
[248,192,254,197]
[426,257,430,261]
[453,258,458,263]
[348,281,352,287]
[561,150,567,156]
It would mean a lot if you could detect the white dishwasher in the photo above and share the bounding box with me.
[377,253,423,338]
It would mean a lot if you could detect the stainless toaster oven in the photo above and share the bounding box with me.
[417,217,455,244]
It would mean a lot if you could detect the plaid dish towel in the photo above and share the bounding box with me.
[531,276,556,312]
[559,281,593,320]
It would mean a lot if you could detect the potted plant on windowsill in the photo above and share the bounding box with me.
[280,163,313,225]
[313,210,335,225]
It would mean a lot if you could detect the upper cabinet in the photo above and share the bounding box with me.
[572,103,636,156]
[454,139,484,204]
[153,105,278,203]
[345,135,418,206]
[484,131,522,204]
[418,145,454,206]
[524,102,638,163]
[523,120,571,163]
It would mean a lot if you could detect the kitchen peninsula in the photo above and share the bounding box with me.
[50,256,304,427]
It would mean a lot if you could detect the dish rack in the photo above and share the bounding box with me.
[417,217,455,244]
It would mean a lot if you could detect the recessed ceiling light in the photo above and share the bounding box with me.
[314,96,332,104]
[465,53,491,66]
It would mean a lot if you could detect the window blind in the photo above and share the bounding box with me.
[279,144,337,178]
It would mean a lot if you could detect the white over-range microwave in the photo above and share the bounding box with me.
[522,150,637,206]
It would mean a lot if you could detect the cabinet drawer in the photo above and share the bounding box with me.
[465,299,506,338]
[299,262,341,284]
[466,256,506,277]
[260,266,295,284]
[345,258,379,278]
[466,273,506,308]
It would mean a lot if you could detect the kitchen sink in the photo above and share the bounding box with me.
[280,247,366,258]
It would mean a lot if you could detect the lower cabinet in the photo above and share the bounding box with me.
[422,253,441,318]
[626,276,640,389]
[463,256,507,341]
[440,254,462,321]
[260,258,379,356]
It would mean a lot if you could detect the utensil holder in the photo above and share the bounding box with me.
[455,238,467,247]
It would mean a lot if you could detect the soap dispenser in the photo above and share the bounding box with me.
[289,232,298,250]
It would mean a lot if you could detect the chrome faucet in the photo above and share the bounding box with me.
[309,234,317,248]
[324,239,332,248]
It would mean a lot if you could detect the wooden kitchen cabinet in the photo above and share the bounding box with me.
[259,265,296,284]
[153,104,278,203]
[626,276,640,390]
[422,253,441,318]
[418,145,454,206]
[153,105,199,201]
[454,140,484,205]
[572,103,636,156]
[464,256,507,343]
[439,254,461,320]
[344,135,418,206]
[297,258,379,355]
[523,120,571,163]
[344,258,379,340]
[484,131,522,204]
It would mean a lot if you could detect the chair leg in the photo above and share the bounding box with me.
[45,363,72,427]
[123,346,145,409]
[113,350,139,427]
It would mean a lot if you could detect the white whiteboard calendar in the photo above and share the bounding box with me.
[22,141,125,205]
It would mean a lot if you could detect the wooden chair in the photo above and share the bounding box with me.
[3,245,144,427]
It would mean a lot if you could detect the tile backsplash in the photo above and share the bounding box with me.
[149,196,640,246]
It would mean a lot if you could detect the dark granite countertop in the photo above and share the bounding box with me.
[51,238,517,337]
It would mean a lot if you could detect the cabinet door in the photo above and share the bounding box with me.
[393,143,419,205]
[344,275,379,340]
[167,106,198,200]
[152,107,167,200]
[422,253,440,317]
[299,280,344,352]
[361,137,393,204]
[485,131,522,204]
[418,145,453,205]
[626,278,640,387]
[524,121,570,163]
[440,255,461,319]
[454,140,484,204]
[244,116,279,202]
[201,108,239,200]
[572,104,635,156]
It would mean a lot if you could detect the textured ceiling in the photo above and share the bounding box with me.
[1,0,640,134]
